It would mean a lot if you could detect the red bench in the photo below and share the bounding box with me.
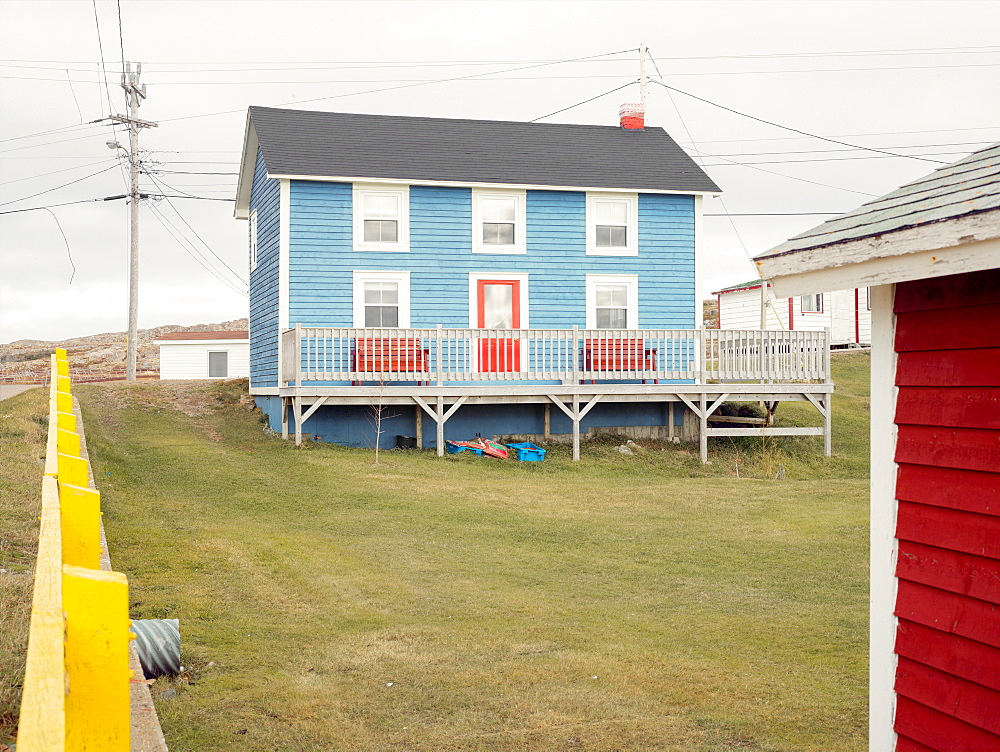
[352,338,430,385]
[582,338,658,383]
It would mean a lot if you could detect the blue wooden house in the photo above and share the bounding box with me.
[234,106,833,459]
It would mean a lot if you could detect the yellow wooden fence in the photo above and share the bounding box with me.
[17,349,132,751]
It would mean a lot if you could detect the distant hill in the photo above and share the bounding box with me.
[0,318,248,383]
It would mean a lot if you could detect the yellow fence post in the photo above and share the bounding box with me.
[16,476,66,752]
[56,390,73,415]
[63,565,131,752]
[55,348,69,376]
[57,427,81,457]
[59,484,102,570]
[57,453,90,488]
[57,410,78,432]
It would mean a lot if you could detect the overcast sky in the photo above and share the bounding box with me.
[1,0,998,343]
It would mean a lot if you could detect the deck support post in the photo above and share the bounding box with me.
[436,396,444,456]
[415,407,423,449]
[668,401,675,440]
[293,396,303,447]
[543,403,551,440]
[805,392,833,457]
[699,393,708,463]
[413,395,468,457]
[281,397,289,440]
[547,393,603,462]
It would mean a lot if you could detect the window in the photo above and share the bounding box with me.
[353,271,410,327]
[801,293,823,313]
[249,209,258,272]
[353,185,409,252]
[587,193,638,256]
[208,351,229,378]
[472,189,526,254]
[586,274,638,329]
[865,287,871,311]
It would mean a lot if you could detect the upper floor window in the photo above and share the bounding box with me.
[473,189,526,254]
[587,193,638,256]
[353,185,409,252]
[801,293,823,313]
[353,271,411,327]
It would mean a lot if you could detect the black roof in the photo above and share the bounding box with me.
[245,106,720,194]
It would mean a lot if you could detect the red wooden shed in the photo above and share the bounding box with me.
[754,143,1000,751]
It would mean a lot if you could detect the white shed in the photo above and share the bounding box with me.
[154,331,250,380]
[713,279,871,346]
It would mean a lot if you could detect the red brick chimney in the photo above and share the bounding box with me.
[619,103,645,130]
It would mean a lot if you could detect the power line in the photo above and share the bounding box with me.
[147,202,248,297]
[0,195,127,215]
[0,158,115,184]
[529,80,638,122]
[0,121,105,144]
[0,164,119,206]
[90,0,115,117]
[157,47,637,124]
[648,78,948,165]
[143,171,247,286]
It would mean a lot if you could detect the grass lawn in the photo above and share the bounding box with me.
[1,351,871,750]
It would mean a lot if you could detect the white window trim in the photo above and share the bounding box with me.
[353,184,409,253]
[586,192,638,256]
[801,293,824,313]
[586,274,639,329]
[249,209,259,272]
[468,272,529,329]
[472,188,526,254]
[352,270,411,328]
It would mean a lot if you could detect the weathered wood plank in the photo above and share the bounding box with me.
[895,304,1000,352]
[895,387,1000,430]
[896,348,1000,387]
[896,501,1000,559]
[896,540,1000,604]
[895,618,1000,692]
[895,425,1000,472]
[895,580,1000,648]
[895,656,1000,735]
[895,268,1000,313]
[894,695,1000,752]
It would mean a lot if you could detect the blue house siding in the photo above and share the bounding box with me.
[285,183,695,330]
[248,147,281,388]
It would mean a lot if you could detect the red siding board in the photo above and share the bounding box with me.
[894,696,1000,751]
[895,269,1000,314]
[896,464,1000,515]
[896,502,1000,560]
[895,425,1000,473]
[895,387,1000,430]
[896,619,1000,692]
[895,736,938,752]
[897,541,1000,605]
[895,304,1000,352]
[895,656,1000,734]
[895,580,1000,648]
[896,348,1000,387]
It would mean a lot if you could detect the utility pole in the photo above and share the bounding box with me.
[112,62,157,381]
[639,42,648,113]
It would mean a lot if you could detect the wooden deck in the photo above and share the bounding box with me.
[272,327,834,462]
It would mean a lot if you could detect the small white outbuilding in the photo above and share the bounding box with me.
[712,279,871,347]
[154,331,249,380]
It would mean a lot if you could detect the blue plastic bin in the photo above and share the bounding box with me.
[505,442,546,462]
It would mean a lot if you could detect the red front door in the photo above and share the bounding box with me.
[477,279,520,372]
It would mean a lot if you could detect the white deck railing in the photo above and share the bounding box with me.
[280,326,829,386]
